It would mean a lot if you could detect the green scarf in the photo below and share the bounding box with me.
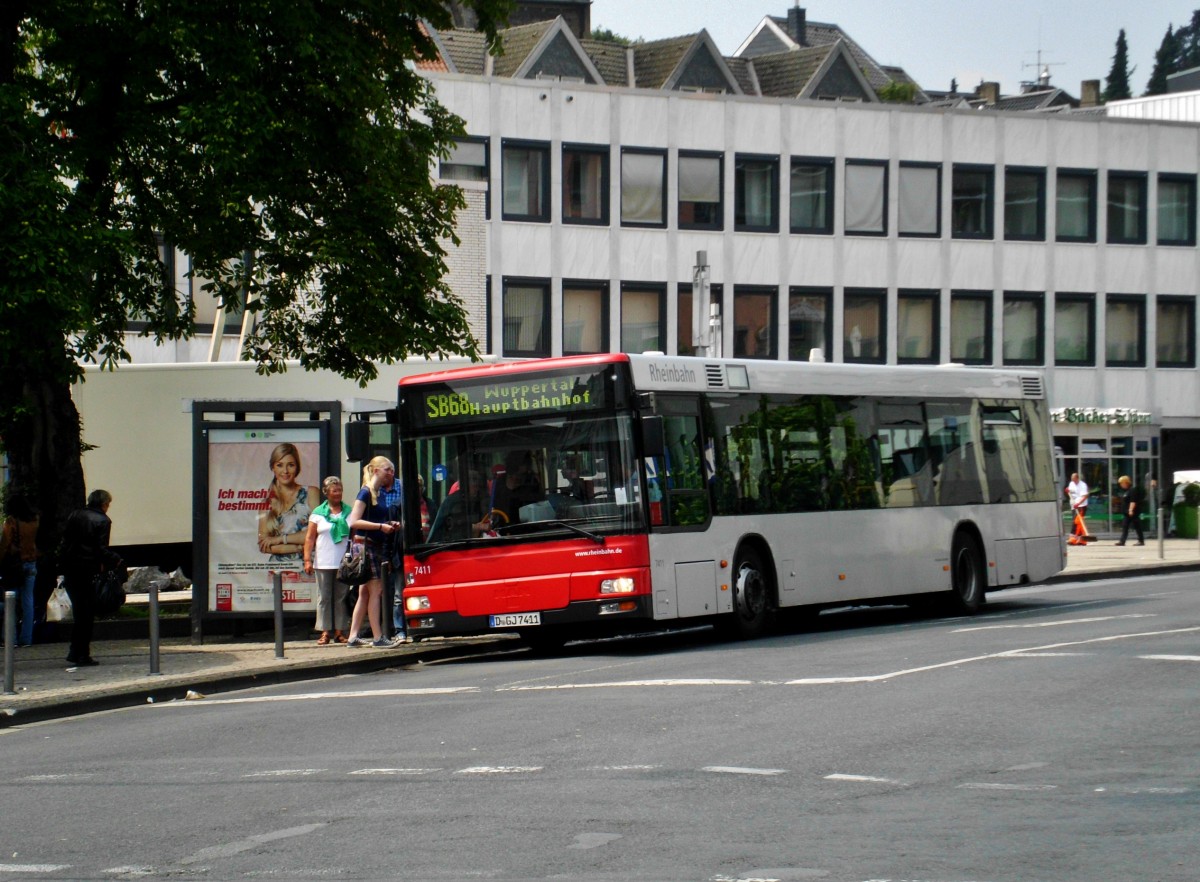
[312,500,350,544]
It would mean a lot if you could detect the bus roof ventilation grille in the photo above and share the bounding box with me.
[706,364,725,388]
[1020,376,1044,398]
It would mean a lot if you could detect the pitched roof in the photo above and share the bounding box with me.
[436,27,489,76]
[724,56,760,96]
[632,34,696,89]
[752,44,833,98]
[579,38,630,87]
[976,88,1080,113]
[768,16,894,90]
[492,20,555,78]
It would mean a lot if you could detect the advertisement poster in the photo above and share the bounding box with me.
[208,427,321,612]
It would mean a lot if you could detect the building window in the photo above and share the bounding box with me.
[1054,293,1095,366]
[502,279,550,356]
[1056,169,1097,242]
[733,286,777,359]
[621,284,665,352]
[788,287,831,361]
[1157,174,1197,246]
[950,290,992,364]
[1107,172,1147,244]
[898,162,940,237]
[1157,296,1196,367]
[562,144,609,225]
[562,281,608,354]
[1004,167,1045,241]
[897,289,939,363]
[1002,291,1044,365]
[844,288,886,363]
[790,157,834,234]
[501,140,549,221]
[1105,294,1146,367]
[621,149,667,227]
[678,151,723,230]
[441,138,488,183]
[735,154,779,232]
[952,164,994,238]
[844,160,887,235]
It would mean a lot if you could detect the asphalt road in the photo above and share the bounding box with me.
[1,572,1197,882]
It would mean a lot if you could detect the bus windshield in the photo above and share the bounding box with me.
[404,411,646,555]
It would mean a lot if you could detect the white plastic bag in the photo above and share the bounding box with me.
[46,576,73,623]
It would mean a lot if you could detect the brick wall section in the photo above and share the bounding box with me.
[440,182,489,352]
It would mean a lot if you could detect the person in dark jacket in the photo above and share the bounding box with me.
[60,489,122,666]
[1115,475,1146,546]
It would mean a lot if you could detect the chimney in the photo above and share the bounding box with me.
[787,3,807,46]
[1080,79,1101,108]
[979,81,1000,105]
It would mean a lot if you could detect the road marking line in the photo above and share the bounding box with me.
[958,782,1057,791]
[568,832,623,849]
[1140,654,1200,662]
[500,678,755,691]
[242,769,325,778]
[179,823,325,865]
[0,865,71,874]
[954,614,1154,632]
[703,766,787,776]
[103,866,155,876]
[455,765,543,774]
[1003,652,1092,657]
[825,773,907,785]
[22,773,94,781]
[785,626,1200,685]
[163,687,479,706]
[587,764,661,771]
[349,768,441,775]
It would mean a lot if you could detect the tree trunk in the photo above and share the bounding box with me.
[2,370,87,605]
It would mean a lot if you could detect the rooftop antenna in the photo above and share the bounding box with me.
[1021,19,1064,91]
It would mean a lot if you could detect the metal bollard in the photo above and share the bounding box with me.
[273,571,285,659]
[3,591,15,695]
[149,580,162,676]
[1157,490,1166,560]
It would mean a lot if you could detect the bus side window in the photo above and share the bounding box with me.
[656,414,708,526]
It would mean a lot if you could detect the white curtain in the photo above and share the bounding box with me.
[1056,175,1091,238]
[1105,299,1142,363]
[621,289,661,352]
[563,287,604,353]
[898,166,937,234]
[845,164,885,233]
[621,153,664,224]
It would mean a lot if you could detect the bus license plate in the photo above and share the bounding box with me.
[490,612,541,628]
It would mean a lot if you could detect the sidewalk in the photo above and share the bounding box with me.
[4,538,1198,728]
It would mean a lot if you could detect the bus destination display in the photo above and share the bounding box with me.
[412,368,610,427]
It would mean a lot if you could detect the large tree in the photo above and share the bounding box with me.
[1145,25,1181,95]
[1,0,512,569]
[1102,28,1134,102]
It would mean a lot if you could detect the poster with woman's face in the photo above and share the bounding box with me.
[207,427,320,612]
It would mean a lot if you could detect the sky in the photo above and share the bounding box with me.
[590,1,1193,97]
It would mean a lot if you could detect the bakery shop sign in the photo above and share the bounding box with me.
[1051,407,1153,426]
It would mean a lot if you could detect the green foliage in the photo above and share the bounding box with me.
[589,26,639,46]
[1145,25,1180,95]
[1,0,514,392]
[1184,482,1200,506]
[1102,28,1133,102]
[877,80,918,103]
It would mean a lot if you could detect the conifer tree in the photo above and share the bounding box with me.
[1102,28,1134,102]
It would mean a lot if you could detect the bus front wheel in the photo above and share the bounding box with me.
[947,531,985,614]
[723,547,774,639]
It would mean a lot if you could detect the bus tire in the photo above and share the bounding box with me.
[722,547,775,639]
[946,530,985,614]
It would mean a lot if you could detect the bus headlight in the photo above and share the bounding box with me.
[599,577,636,594]
[405,595,431,612]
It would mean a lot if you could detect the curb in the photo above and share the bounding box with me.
[0,638,511,730]
[1044,560,1200,584]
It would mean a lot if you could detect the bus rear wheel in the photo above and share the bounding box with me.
[722,547,774,639]
[946,531,985,614]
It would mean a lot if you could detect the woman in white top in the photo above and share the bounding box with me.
[303,476,352,645]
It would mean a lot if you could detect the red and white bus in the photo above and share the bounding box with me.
[398,354,1063,644]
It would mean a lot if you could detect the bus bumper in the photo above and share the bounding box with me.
[405,594,655,638]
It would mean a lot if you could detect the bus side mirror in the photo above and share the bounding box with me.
[640,415,665,458]
[345,421,370,463]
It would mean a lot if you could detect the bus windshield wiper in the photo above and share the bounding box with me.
[497,519,606,544]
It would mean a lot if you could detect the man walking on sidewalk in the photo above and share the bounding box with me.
[1115,475,1145,546]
